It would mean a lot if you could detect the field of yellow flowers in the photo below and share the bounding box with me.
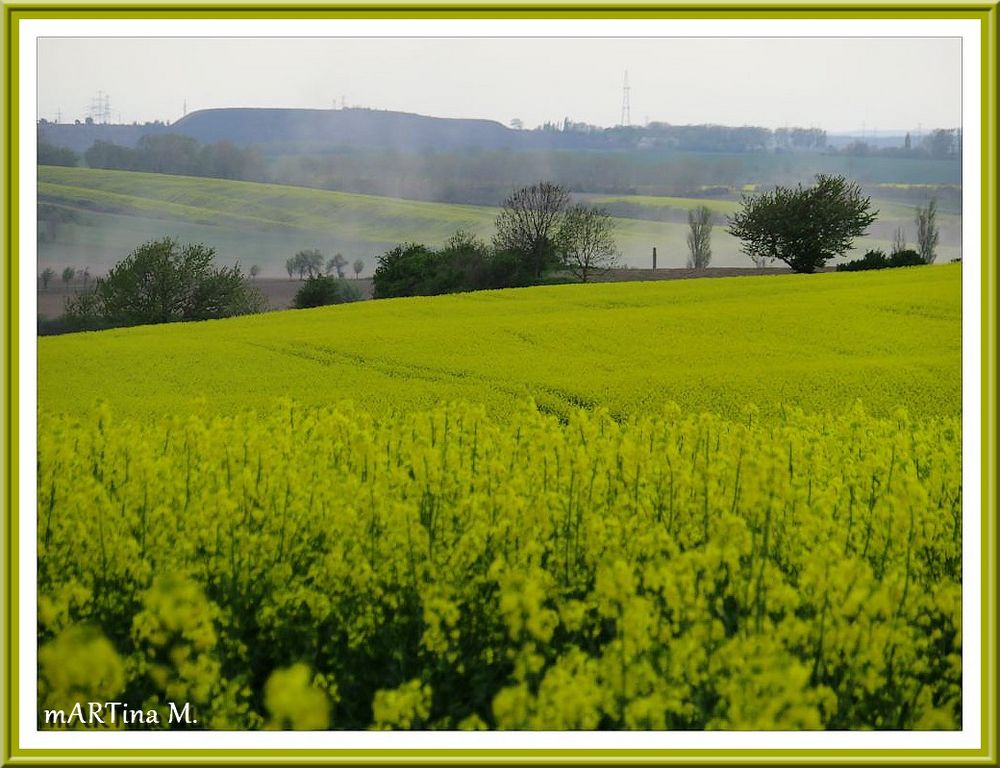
[36,265,963,730]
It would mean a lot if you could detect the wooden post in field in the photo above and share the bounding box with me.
[652,247,657,270]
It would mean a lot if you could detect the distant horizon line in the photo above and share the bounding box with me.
[37,104,960,138]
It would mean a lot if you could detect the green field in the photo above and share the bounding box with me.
[38,166,961,277]
[37,266,963,731]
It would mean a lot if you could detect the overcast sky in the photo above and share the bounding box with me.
[37,36,962,132]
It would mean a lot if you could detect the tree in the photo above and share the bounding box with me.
[249,264,260,280]
[924,129,957,159]
[372,243,437,299]
[69,237,265,327]
[493,181,570,279]
[81,266,91,289]
[915,198,939,264]
[285,258,295,280]
[556,204,620,282]
[40,268,56,289]
[352,258,364,279]
[291,249,324,279]
[326,253,347,279]
[61,266,75,287]
[685,205,714,269]
[727,174,877,274]
[891,227,907,256]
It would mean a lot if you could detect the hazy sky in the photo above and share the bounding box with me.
[37,36,962,132]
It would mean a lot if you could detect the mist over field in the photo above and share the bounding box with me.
[36,111,963,284]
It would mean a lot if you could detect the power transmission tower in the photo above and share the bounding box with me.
[620,70,631,127]
[89,90,111,123]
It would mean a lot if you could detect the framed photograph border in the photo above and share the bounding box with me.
[2,2,996,765]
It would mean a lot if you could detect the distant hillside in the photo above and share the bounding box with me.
[36,166,726,274]
[39,107,543,154]
[38,108,812,155]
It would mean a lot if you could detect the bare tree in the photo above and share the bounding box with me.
[285,258,295,280]
[352,258,364,279]
[557,204,620,282]
[915,198,939,264]
[891,227,907,256]
[685,205,714,269]
[493,181,570,279]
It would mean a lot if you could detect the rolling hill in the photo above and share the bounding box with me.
[37,166,960,278]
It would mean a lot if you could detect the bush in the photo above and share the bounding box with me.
[837,248,925,272]
[372,233,535,300]
[837,249,888,272]
[888,249,924,268]
[293,276,362,308]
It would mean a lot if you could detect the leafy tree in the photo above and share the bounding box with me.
[556,204,620,282]
[727,174,877,273]
[61,267,76,287]
[915,198,939,264]
[291,249,324,279]
[924,129,957,160]
[326,253,347,279]
[372,243,437,299]
[249,264,260,279]
[685,205,714,269]
[493,182,570,279]
[84,140,136,170]
[293,275,362,308]
[67,237,265,327]
[40,268,56,289]
[285,258,295,280]
[352,258,364,279]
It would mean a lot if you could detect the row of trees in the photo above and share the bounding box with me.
[83,135,265,181]
[373,182,621,299]
[38,266,92,290]
[285,250,364,280]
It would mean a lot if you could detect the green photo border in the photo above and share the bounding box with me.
[2,2,996,764]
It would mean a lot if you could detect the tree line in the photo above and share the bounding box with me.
[80,135,265,181]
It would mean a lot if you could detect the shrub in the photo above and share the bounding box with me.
[888,249,924,268]
[837,248,925,273]
[837,249,888,272]
[293,275,362,308]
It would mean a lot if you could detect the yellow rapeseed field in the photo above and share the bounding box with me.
[36,265,963,730]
